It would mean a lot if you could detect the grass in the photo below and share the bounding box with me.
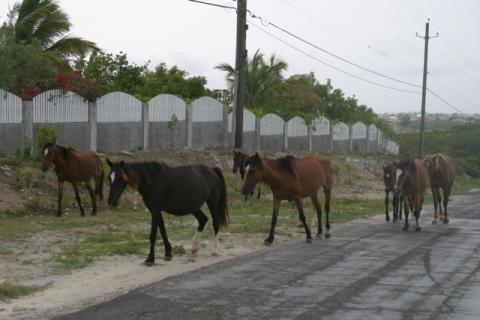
[0,282,45,301]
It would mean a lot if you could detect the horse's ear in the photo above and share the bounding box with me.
[106,158,113,168]
[120,160,125,168]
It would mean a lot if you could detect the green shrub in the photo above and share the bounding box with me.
[37,125,57,158]
[18,167,35,188]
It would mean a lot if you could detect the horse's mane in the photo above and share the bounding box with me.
[57,145,73,161]
[397,158,416,174]
[275,155,296,176]
[124,161,166,185]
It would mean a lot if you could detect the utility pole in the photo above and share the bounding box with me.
[416,19,438,158]
[232,0,247,149]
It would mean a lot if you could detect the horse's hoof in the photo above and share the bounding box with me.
[415,226,422,232]
[191,248,199,255]
[386,216,390,222]
[402,226,409,231]
[432,220,437,225]
[264,238,273,246]
[164,255,172,261]
[306,238,313,244]
[443,218,449,224]
[325,233,331,239]
[316,233,322,239]
[144,260,155,267]
[296,221,304,228]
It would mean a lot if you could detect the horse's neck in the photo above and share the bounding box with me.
[52,148,72,172]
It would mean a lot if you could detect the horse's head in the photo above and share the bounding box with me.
[382,163,394,189]
[106,158,129,208]
[241,152,262,200]
[392,160,413,197]
[232,151,243,174]
[423,154,438,179]
[41,140,57,172]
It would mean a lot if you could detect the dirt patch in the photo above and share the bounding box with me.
[0,232,291,320]
[0,181,24,212]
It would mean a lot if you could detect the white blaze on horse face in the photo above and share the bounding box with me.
[395,168,403,189]
[44,149,48,156]
[110,172,116,183]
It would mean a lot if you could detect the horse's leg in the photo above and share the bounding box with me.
[71,182,85,216]
[399,195,403,220]
[257,186,261,199]
[56,180,64,217]
[157,212,172,261]
[311,194,323,239]
[324,187,332,239]
[385,190,390,222]
[295,198,313,243]
[442,187,451,224]
[265,197,281,245]
[437,188,444,221]
[85,180,96,216]
[191,209,208,254]
[415,195,423,231]
[403,195,410,231]
[432,187,439,224]
[145,211,159,266]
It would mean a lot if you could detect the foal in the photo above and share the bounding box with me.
[383,163,403,222]
[242,153,334,245]
[41,141,104,216]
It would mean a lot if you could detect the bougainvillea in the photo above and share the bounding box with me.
[56,71,101,101]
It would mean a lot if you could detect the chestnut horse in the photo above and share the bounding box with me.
[41,141,104,216]
[232,151,261,199]
[106,159,229,265]
[383,163,403,222]
[423,154,456,224]
[393,159,430,231]
[242,153,334,244]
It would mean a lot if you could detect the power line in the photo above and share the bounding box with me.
[369,0,417,33]
[281,0,423,73]
[247,14,423,89]
[187,0,236,10]
[427,89,466,114]
[429,73,480,110]
[249,20,421,94]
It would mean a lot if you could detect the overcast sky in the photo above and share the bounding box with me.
[1,0,479,114]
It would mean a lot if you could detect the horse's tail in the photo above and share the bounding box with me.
[212,167,230,232]
[97,165,105,201]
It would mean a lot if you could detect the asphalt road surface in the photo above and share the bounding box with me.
[57,190,480,320]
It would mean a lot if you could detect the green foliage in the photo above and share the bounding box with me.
[37,125,57,153]
[18,167,35,188]
[398,123,480,177]
[0,23,57,99]
[0,282,44,301]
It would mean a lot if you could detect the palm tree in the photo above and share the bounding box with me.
[9,0,98,60]
[215,50,287,111]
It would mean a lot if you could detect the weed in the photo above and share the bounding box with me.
[0,282,44,301]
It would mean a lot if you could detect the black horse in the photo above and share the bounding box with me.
[106,159,229,266]
[232,151,261,199]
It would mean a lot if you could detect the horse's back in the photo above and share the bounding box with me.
[414,159,430,194]
[437,154,456,186]
[71,150,103,178]
[295,154,334,193]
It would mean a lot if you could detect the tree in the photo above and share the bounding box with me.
[215,50,287,112]
[9,0,98,63]
[0,23,57,99]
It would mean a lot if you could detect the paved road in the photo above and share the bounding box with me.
[58,191,480,320]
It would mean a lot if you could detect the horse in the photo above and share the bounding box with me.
[241,153,334,245]
[392,159,430,231]
[106,159,229,266]
[232,151,261,199]
[423,154,456,224]
[41,141,104,216]
[383,163,403,222]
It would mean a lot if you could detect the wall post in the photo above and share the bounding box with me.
[348,125,353,152]
[88,101,97,152]
[186,104,193,148]
[283,120,288,151]
[307,125,313,153]
[255,116,261,151]
[142,102,149,151]
[22,100,33,155]
[223,104,229,148]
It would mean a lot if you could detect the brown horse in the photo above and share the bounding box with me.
[242,153,334,244]
[393,159,430,231]
[41,141,104,216]
[423,154,456,224]
[383,163,403,222]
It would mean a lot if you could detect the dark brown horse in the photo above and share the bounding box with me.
[232,151,261,199]
[242,153,334,244]
[41,141,104,216]
[106,159,229,265]
[383,163,403,222]
[423,154,456,224]
[393,159,430,231]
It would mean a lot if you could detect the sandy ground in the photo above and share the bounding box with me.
[0,232,293,320]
